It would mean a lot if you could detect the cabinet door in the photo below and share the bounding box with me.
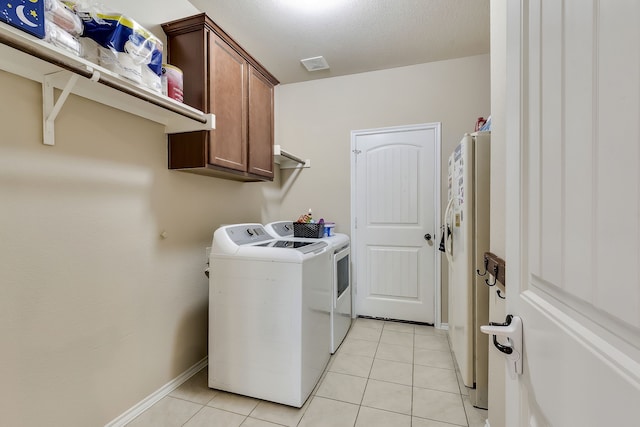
[208,31,247,171]
[247,67,274,179]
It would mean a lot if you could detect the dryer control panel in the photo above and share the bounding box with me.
[266,221,294,237]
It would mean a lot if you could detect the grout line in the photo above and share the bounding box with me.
[352,323,382,426]
[366,328,382,380]
[144,321,476,427]
[410,329,415,427]
[179,403,206,427]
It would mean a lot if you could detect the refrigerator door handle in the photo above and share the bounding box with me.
[443,197,458,263]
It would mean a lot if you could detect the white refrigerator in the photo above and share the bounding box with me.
[444,131,490,409]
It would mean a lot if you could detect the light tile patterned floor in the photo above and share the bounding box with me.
[126,318,487,427]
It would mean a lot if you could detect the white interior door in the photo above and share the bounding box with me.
[504,1,640,426]
[351,123,440,324]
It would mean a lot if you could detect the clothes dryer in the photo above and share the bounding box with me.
[265,221,352,354]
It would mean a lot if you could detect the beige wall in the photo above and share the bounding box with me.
[0,71,282,426]
[275,54,491,323]
[0,52,489,426]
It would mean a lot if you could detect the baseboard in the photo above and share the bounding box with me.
[105,356,208,427]
[438,322,449,330]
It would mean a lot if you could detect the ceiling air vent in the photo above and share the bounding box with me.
[300,56,330,72]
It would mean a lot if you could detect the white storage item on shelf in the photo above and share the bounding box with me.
[141,64,161,93]
[98,44,141,83]
[44,0,82,35]
[43,0,82,56]
[78,36,99,63]
[44,20,80,56]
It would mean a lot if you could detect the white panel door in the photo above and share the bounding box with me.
[351,124,440,323]
[504,1,640,425]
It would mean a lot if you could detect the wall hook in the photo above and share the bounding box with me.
[485,263,499,287]
[476,256,489,276]
[497,289,506,299]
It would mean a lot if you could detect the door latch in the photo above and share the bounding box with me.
[481,314,523,376]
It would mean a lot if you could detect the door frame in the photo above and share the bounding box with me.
[504,0,523,423]
[349,122,442,327]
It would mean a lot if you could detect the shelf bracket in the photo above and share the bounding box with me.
[42,71,81,146]
[274,145,310,169]
[165,113,216,133]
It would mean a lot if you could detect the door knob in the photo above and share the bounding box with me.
[424,233,432,241]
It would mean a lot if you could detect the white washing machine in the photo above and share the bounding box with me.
[208,223,331,408]
[265,221,352,354]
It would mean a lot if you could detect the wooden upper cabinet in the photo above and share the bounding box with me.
[208,32,247,171]
[248,67,274,179]
[162,14,278,181]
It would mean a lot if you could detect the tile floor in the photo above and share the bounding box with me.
[126,318,487,427]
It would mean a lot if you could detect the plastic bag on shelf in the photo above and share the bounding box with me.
[44,0,82,35]
[98,43,141,83]
[142,65,162,93]
[74,2,163,67]
[44,20,81,56]
[73,0,163,90]
[78,35,99,63]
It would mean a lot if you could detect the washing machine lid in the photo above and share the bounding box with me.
[211,223,330,259]
[254,239,327,254]
[265,221,350,250]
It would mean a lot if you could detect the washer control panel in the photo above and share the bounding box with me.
[225,224,272,246]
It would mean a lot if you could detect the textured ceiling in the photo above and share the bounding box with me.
[105,0,490,85]
[186,0,490,84]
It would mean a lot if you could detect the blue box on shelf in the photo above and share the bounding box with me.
[1,0,46,39]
